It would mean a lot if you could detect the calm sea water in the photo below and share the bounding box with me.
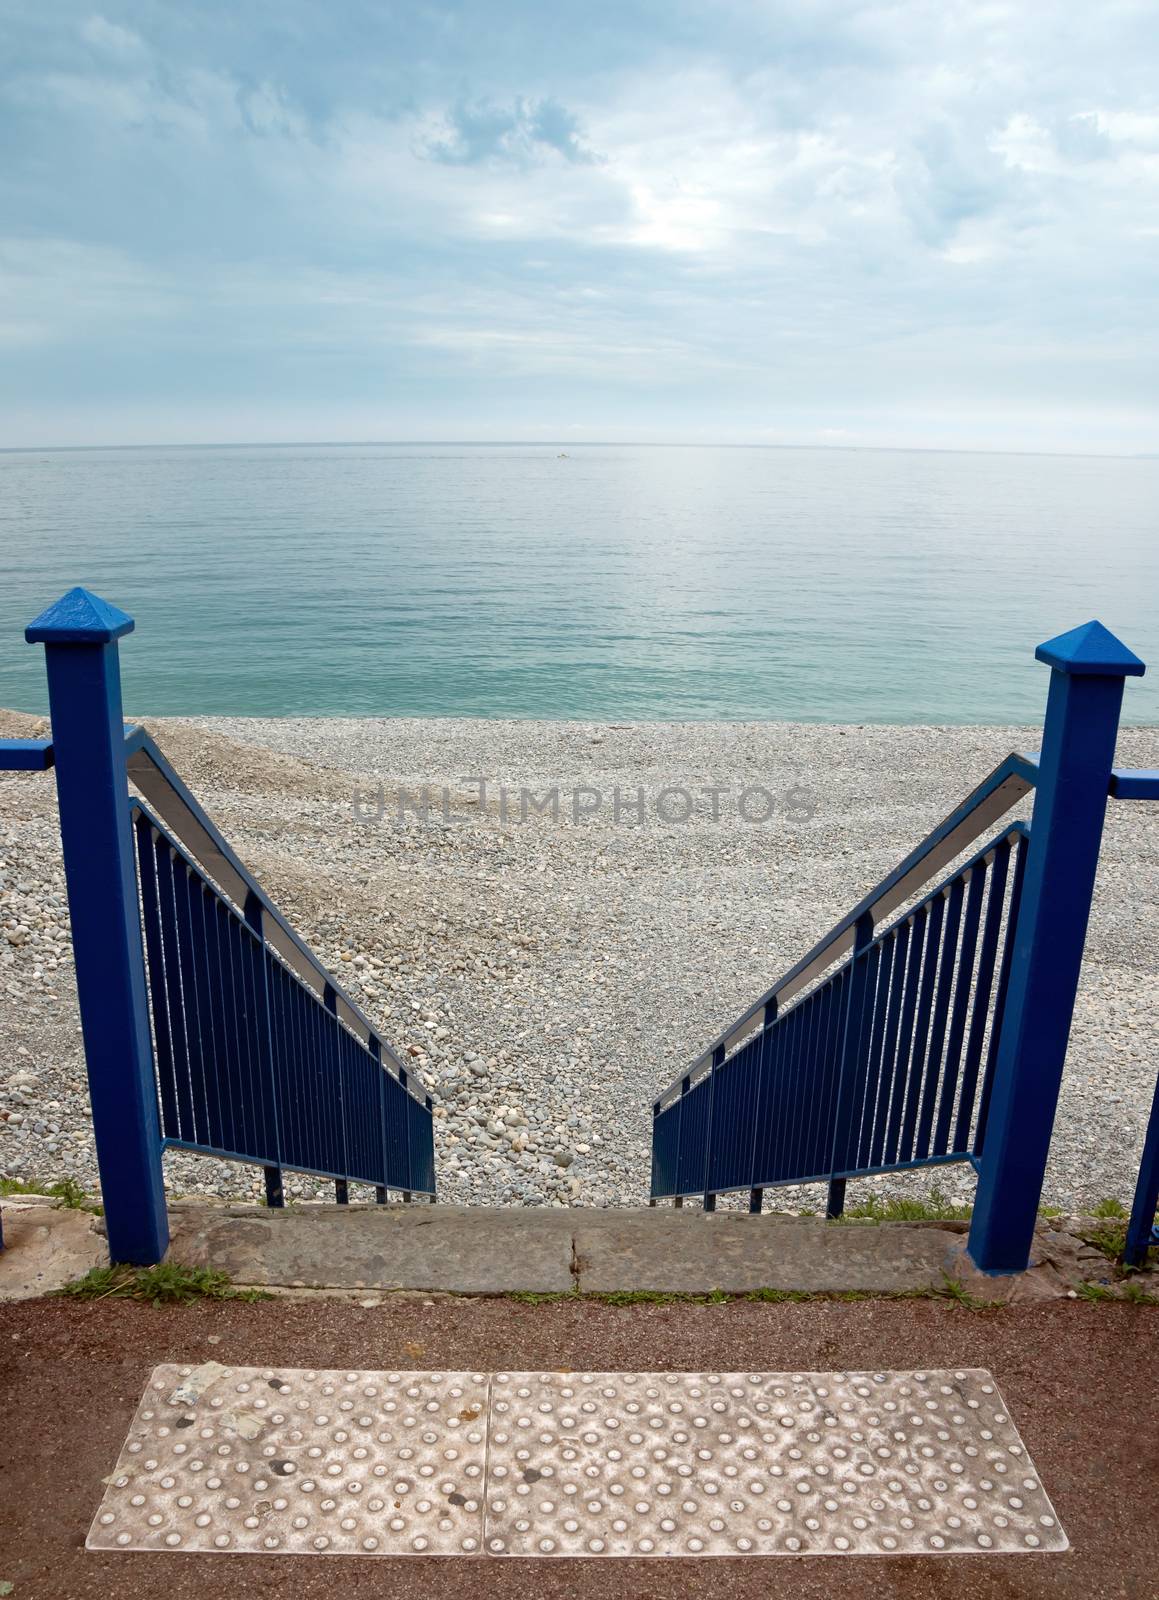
[0,443,1156,723]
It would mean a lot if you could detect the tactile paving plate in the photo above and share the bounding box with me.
[486,1370,1067,1557]
[89,1365,1066,1558]
[87,1365,489,1556]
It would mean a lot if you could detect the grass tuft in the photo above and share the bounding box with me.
[1,1174,95,1209]
[509,1288,736,1307]
[591,1288,731,1306]
[934,1272,995,1310]
[503,1281,1004,1309]
[58,1263,268,1305]
[507,1289,580,1305]
[839,1187,972,1223]
[1076,1280,1118,1303]
[1079,1219,1129,1261]
[1075,1277,1159,1305]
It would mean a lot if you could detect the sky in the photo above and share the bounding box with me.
[2,0,1158,452]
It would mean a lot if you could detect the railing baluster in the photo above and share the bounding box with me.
[748,1002,778,1211]
[954,842,1008,1151]
[172,863,208,1147]
[134,813,179,1142]
[826,912,874,1217]
[973,835,1029,1154]
[915,876,963,1160]
[870,921,907,1169]
[674,1074,689,1206]
[243,893,284,1207]
[372,1035,389,1204]
[846,939,884,1172]
[238,916,267,1176]
[813,979,838,1183]
[934,862,986,1156]
[702,1044,724,1211]
[784,1002,807,1183]
[154,837,196,1143]
[200,883,233,1152]
[320,982,347,1203]
[803,989,827,1180]
[885,910,925,1165]
[781,998,803,1185]
[399,1065,414,1196]
[899,898,941,1162]
[213,896,244,1157]
[290,977,309,1173]
[269,962,292,1172]
[855,937,892,1169]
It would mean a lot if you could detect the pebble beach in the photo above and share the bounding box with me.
[1,710,1156,1215]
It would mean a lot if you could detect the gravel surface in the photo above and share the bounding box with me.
[1,1294,1157,1600]
[1,711,1156,1213]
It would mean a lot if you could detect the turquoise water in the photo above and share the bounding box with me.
[1,443,1156,722]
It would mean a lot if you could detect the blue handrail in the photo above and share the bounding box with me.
[652,822,1029,1211]
[132,799,434,1201]
[652,619,1148,1276]
[124,726,420,1088]
[4,586,437,1264]
[656,750,1040,1107]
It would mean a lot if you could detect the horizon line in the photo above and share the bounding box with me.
[1,438,1155,461]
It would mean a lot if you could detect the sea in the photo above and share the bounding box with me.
[0,443,1156,723]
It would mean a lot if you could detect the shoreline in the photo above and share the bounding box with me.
[1,711,1156,1213]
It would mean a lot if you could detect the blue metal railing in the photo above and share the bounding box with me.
[133,801,434,1202]
[663,750,1039,1078]
[0,586,436,1264]
[653,619,1151,1276]
[653,823,1028,1208]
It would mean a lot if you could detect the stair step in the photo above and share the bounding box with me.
[166,1203,981,1297]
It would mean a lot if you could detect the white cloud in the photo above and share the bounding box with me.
[80,14,146,59]
[1,0,1158,446]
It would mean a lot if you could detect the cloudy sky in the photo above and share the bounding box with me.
[2,1,1158,450]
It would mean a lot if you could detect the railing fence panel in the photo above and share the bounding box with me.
[651,825,1029,1203]
[133,804,432,1195]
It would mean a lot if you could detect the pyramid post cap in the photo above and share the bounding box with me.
[25,587,135,645]
[1035,620,1145,678]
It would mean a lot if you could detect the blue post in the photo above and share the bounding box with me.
[26,588,169,1265]
[1124,1068,1159,1268]
[968,620,1145,1274]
